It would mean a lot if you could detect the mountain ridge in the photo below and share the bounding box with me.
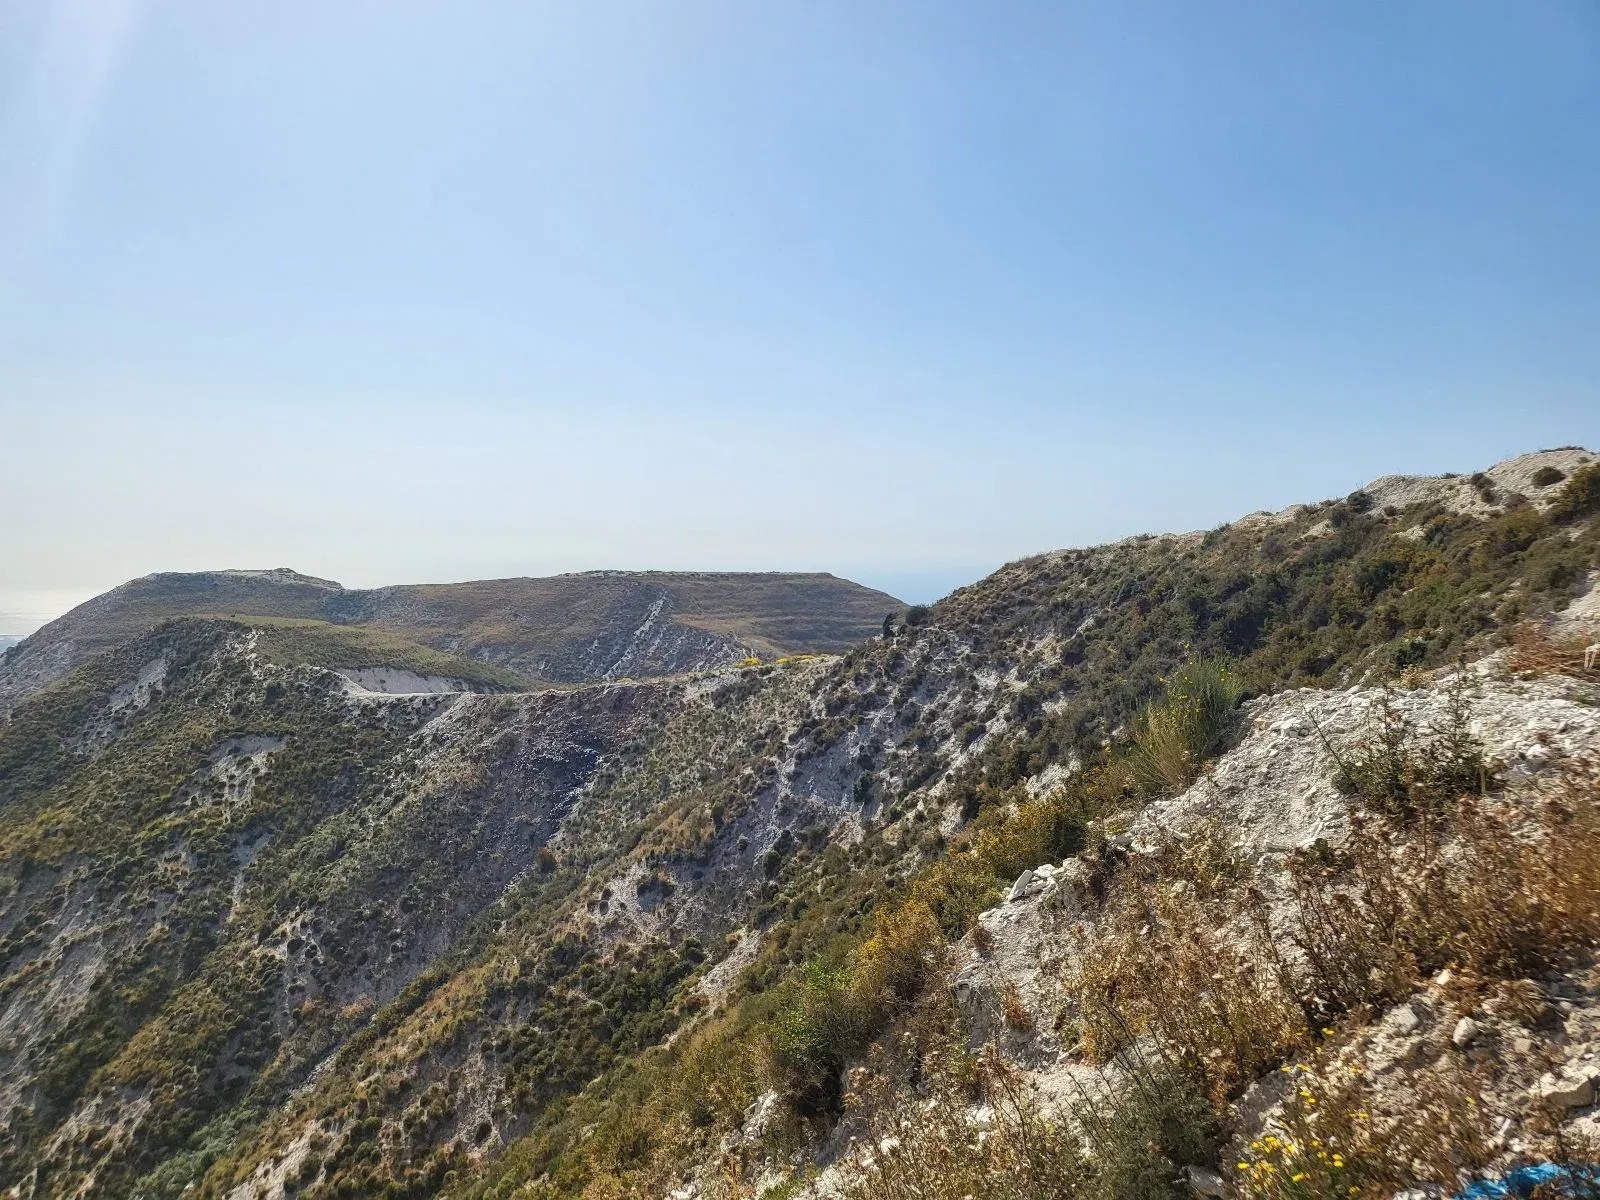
[0,447,1596,1200]
[0,569,903,713]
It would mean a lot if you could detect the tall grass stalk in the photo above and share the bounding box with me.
[1127,659,1242,797]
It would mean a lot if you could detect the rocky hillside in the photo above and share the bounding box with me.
[0,570,903,712]
[0,448,1597,1200]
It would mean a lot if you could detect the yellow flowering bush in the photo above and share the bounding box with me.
[1233,1057,1490,1200]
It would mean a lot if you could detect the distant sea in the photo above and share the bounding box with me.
[0,588,101,640]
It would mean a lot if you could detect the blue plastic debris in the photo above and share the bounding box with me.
[1456,1163,1600,1198]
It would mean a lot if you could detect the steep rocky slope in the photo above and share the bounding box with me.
[0,449,1596,1200]
[0,619,696,1198]
[902,657,1600,1197]
[0,570,903,712]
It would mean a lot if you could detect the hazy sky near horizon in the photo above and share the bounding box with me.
[2,1,1598,630]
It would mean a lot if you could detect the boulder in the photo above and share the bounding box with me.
[1388,1003,1421,1036]
[1452,1017,1481,1048]
[1532,1070,1596,1110]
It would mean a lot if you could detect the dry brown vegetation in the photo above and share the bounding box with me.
[837,705,1600,1200]
[1292,761,1600,1013]
[1071,876,1307,1104]
[847,1047,1090,1200]
[1069,816,1305,1103]
[847,1041,1214,1200]
[1511,621,1600,683]
[1232,1052,1493,1199]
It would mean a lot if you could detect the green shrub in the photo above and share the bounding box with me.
[766,961,867,1116]
[1084,1061,1217,1200]
[1549,462,1600,522]
[764,901,944,1118]
[1127,659,1242,797]
[1324,677,1490,821]
[911,791,1087,936]
[852,901,943,1008]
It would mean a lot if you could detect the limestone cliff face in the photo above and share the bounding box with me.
[943,660,1600,1144]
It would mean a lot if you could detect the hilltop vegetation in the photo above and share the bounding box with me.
[0,450,1597,1199]
[246,618,529,690]
[0,569,903,712]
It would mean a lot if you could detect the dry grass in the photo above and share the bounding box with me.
[1143,812,1253,899]
[999,982,1034,1031]
[847,1048,1091,1200]
[1285,829,1415,1013]
[1290,759,1600,1015]
[846,1042,1213,1200]
[1232,1052,1492,1199]
[1069,868,1307,1104]
[1062,744,1600,1197]
[1511,621,1600,682]
[1231,758,1600,1195]
[1127,659,1242,798]
[841,691,1600,1200]
[841,726,1600,1200]
[1523,1127,1600,1198]
[971,922,995,956]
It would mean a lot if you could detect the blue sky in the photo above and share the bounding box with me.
[1,1,1597,628]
